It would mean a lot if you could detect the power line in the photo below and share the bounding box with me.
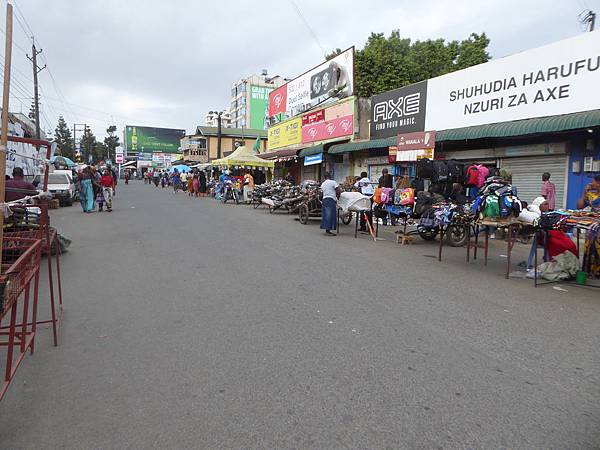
[288,0,326,54]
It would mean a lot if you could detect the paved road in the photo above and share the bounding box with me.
[1,181,599,449]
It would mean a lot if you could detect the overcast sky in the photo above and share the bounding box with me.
[5,0,597,142]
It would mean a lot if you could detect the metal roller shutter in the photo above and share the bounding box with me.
[500,156,567,208]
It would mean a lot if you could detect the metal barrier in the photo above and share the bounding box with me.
[0,237,42,401]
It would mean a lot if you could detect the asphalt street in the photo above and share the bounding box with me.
[1,181,599,449]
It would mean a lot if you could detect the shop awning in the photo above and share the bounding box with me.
[298,144,326,157]
[328,137,396,154]
[259,148,299,160]
[437,110,600,142]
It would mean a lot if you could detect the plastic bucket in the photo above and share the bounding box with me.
[575,271,588,286]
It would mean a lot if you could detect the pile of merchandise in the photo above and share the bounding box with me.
[471,177,523,220]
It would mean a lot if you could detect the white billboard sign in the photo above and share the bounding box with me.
[425,30,600,131]
[268,48,354,119]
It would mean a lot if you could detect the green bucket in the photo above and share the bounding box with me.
[575,271,588,286]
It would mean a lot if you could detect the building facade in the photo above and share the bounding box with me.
[230,73,286,130]
[180,126,268,163]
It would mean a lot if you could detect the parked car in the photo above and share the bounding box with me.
[33,170,77,206]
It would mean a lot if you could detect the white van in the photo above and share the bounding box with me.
[33,170,77,206]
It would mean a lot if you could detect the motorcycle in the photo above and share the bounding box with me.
[221,180,240,205]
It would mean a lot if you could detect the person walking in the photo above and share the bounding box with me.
[243,170,255,203]
[320,171,340,236]
[172,169,181,193]
[78,166,96,213]
[192,173,200,197]
[100,168,114,211]
[187,172,194,195]
[153,170,160,187]
[199,170,207,196]
[540,172,556,211]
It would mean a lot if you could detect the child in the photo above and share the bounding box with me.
[96,189,105,211]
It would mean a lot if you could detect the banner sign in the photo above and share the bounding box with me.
[396,131,436,151]
[115,154,124,164]
[371,31,600,138]
[250,85,273,130]
[370,81,428,139]
[302,114,353,144]
[302,109,325,126]
[125,125,185,154]
[267,117,302,150]
[304,153,323,166]
[268,48,354,119]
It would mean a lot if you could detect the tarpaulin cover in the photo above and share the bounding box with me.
[211,146,274,169]
[338,192,371,212]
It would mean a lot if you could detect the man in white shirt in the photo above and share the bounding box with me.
[353,171,374,232]
[320,171,340,236]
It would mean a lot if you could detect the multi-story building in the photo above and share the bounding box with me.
[204,109,232,128]
[230,72,287,130]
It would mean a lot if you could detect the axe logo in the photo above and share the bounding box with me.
[273,93,284,108]
[373,93,421,121]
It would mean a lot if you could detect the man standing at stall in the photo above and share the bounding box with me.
[320,171,340,236]
[378,168,393,188]
[540,172,556,211]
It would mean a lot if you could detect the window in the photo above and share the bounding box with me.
[241,97,246,105]
[34,173,70,185]
[239,82,247,93]
[231,87,236,97]
[240,118,246,127]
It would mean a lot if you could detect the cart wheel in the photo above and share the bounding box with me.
[299,205,309,224]
[418,227,438,241]
[269,206,274,214]
[341,212,352,225]
[447,224,468,247]
[253,199,260,209]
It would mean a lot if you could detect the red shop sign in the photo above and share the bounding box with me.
[302,109,325,126]
[302,115,353,144]
[268,85,288,117]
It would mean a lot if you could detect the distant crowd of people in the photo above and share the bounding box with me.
[143,168,208,196]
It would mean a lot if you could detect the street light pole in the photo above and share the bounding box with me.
[217,111,222,159]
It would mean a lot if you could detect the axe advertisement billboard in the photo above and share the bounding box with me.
[268,48,354,120]
[371,31,600,139]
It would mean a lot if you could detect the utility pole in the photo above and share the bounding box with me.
[0,3,12,258]
[217,111,222,159]
[73,123,86,162]
[27,41,46,140]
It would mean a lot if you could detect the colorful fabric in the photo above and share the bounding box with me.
[80,179,94,212]
[582,222,600,279]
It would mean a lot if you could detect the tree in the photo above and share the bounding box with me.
[103,125,120,161]
[53,116,74,159]
[92,141,108,162]
[79,126,97,163]
[327,31,491,98]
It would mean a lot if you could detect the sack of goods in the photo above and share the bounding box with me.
[472,177,522,219]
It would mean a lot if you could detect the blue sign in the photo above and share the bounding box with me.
[137,153,152,161]
[304,153,323,166]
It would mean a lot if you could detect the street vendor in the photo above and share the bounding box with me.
[320,171,341,236]
[577,174,600,212]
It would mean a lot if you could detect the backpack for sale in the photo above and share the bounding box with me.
[396,188,415,206]
[499,195,511,217]
[466,165,479,186]
[484,195,500,218]
[432,161,449,183]
[446,160,462,182]
[414,191,433,216]
[411,178,425,193]
[476,165,490,188]
[416,158,434,179]
[381,187,393,204]
[373,187,384,204]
